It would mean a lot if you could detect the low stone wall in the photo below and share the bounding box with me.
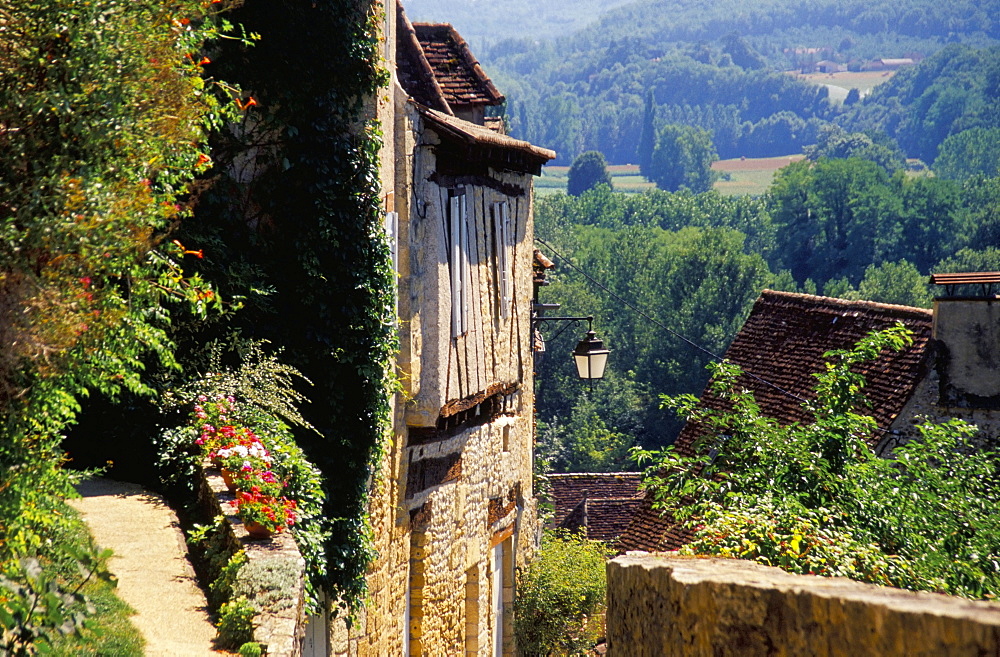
[199,464,307,657]
[607,553,1000,656]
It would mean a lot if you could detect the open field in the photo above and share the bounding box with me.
[712,155,805,196]
[539,156,803,197]
[791,70,898,100]
[536,163,655,196]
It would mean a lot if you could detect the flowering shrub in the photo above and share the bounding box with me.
[210,433,273,472]
[157,345,329,613]
[185,398,298,534]
[232,488,298,534]
[193,394,239,453]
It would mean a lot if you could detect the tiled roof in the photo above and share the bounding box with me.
[616,498,693,553]
[412,23,503,109]
[585,498,644,543]
[549,473,643,523]
[395,2,502,114]
[416,104,556,168]
[548,473,643,543]
[618,290,935,552]
[396,2,450,113]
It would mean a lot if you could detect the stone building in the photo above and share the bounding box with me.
[619,282,1000,552]
[318,2,554,655]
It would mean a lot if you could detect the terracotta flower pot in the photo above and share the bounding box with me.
[220,468,238,492]
[244,520,274,539]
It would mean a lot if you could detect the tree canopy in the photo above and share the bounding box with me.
[646,124,718,192]
[934,127,1000,180]
[567,150,613,196]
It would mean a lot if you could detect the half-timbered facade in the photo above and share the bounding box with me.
[324,3,554,655]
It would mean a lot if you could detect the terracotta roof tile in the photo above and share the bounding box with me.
[585,498,644,543]
[548,473,643,543]
[549,473,643,524]
[396,2,450,113]
[617,498,694,553]
[618,290,934,553]
[416,104,555,167]
[412,23,504,109]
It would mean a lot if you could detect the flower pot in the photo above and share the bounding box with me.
[244,520,274,539]
[220,468,238,492]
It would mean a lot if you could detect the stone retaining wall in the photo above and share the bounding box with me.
[607,553,1000,656]
[199,464,307,657]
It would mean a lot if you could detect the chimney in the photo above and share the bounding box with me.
[930,272,1000,408]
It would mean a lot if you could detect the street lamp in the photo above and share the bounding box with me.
[533,313,610,382]
[572,329,609,381]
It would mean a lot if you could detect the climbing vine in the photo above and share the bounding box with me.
[176,0,395,614]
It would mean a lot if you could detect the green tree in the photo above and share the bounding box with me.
[934,128,1000,180]
[934,248,1000,274]
[638,90,656,172]
[855,260,933,307]
[514,531,611,657]
[804,125,905,172]
[721,32,766,70]
[635,327,1000,598]
[567,151,613,197]
[0,0,236,649]
[647,124,718,193]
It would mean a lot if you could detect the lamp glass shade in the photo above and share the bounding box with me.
[572,330,610,380]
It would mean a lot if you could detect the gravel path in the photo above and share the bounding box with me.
[70,478,224,656]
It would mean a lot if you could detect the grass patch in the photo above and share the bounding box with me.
[8,502,145,656]
[538,164,653,194]
[791,70,898,96]
[49,576,145,657]
[712,154,804,196]
[540,155,802,197]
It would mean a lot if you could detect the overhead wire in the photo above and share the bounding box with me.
[535,236,810,405]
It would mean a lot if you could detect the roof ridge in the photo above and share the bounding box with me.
[759,289,933,319]
[396,2,452,114]
[414,103,556,164]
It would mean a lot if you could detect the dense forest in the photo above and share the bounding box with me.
[417,0,1000,166]
[533,170,1000,472]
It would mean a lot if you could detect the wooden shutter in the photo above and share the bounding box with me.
[493,201,511,319]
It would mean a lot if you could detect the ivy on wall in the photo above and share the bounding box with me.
[178,0,395,613]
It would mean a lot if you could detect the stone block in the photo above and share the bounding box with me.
[607,554,1000,657]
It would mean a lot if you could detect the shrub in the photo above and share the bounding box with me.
[159,342,329,611]
[514,530,611,656]
[635,326,1000,599]
[216,597,255,649]
[239,642,264,657]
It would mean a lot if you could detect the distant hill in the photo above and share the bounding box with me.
[465,0,1000,166]
[400,0,633,49]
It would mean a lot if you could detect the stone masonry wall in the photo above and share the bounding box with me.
[199,464,306,657]
[888,366,1000,452]
[607,553,1000,657]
